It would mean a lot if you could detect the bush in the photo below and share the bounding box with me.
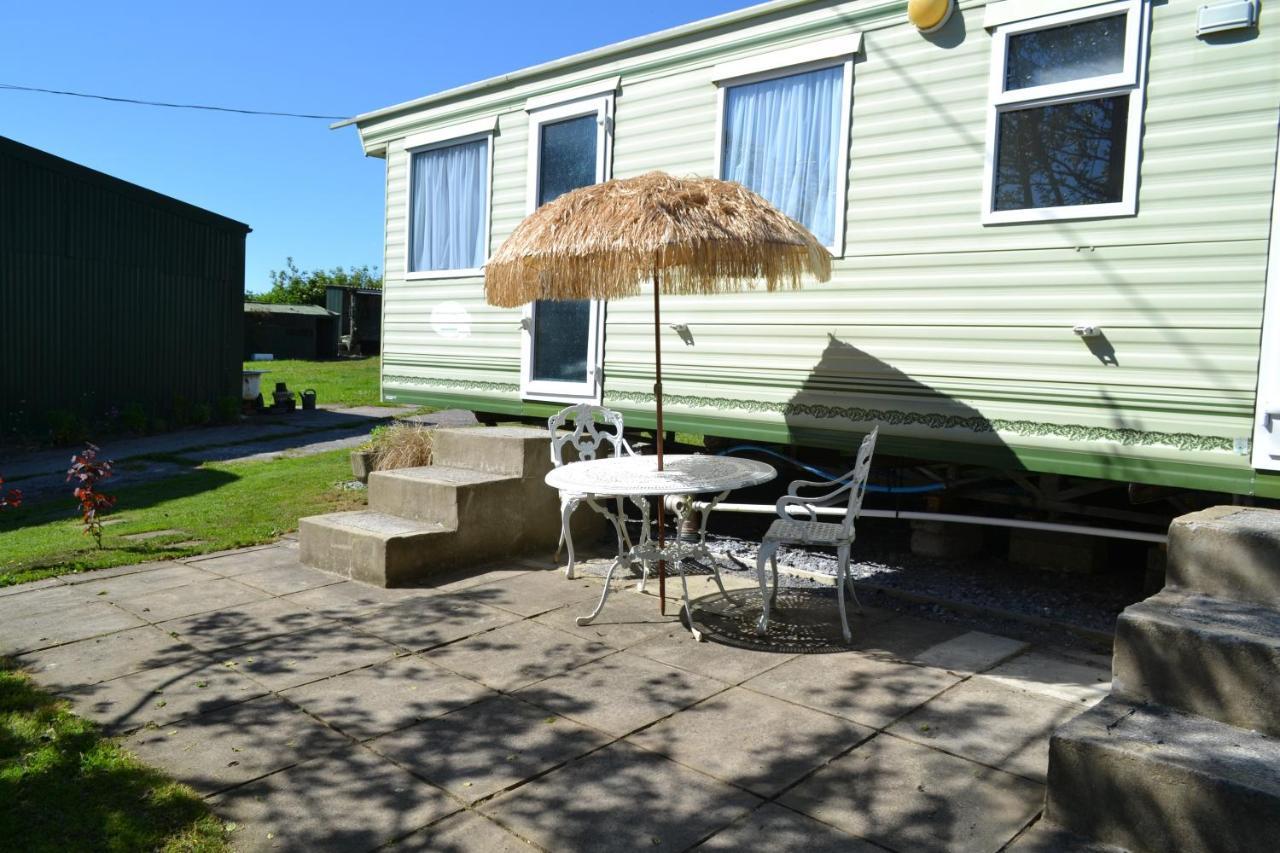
[119,403,148,434]
[367,423,433,471]
[47,410,87,445]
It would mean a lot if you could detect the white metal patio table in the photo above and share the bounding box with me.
[544,453,776,640]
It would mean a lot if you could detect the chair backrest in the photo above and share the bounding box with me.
[840,427,879,539]
[547,404,630,468]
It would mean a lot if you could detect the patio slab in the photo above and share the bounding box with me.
[17,625,198,691]
[282,580,429,618]
[367,695,609,803]
[978,650,1112,707]
[888,677,1085,783]
[231,562,343,597]
[481,740,760,853]
[281,654,495,740]
[627,626,798,684]
[211,624,400,691]
[211,745,459,853]
[454,568,604,617]
[0,601,147,655]
[628,686,874,797]
[75,563,218,597]
[160,597,332,653]
[533,585,681,648]
[109,577,270,622]
[391,811,537,852]
[697,803,884,852]
[0,583,91,619]
[426,620,613,691]
[781,733,1044,853]
[515,651,726,737]
[192,545,313,577]
[124,694,350,796]
[353,594,521,651]
[743,652,960,728]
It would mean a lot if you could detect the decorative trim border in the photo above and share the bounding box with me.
[384,374,520,395]
[605,391,1235,453]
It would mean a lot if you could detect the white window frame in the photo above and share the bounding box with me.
[519,93,614,404]
[402,116,497,280]
[1251,138,1280,472]
[981,0,1149,224]
[712,36,858,257]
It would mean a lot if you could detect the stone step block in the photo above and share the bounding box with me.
[1113,589,1280,736]
[369,465,520,529]
[1045,696,1280,853]
[298,511,461,588]
[1166,506,1280,606]
[429,426,554,479]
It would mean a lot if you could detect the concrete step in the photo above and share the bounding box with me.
[1045,696,1280,853]
[1166,506,1280,606]
[298,510,462,588]
[1113,590,1280,736]
[429,426,554,479]
[369,465,520,527]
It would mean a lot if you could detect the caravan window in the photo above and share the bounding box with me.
[404,120,494,277]
[983,0,1148,223]
[716,55,853,255]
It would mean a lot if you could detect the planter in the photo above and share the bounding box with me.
[350,450,377,483]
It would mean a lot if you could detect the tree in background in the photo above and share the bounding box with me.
[250,257,382,306]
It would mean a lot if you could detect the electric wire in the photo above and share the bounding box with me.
[0,82,348,121]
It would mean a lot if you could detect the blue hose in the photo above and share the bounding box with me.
[715,444,947,495]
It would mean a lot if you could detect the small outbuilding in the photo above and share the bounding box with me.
[324,285,382,355]
[0,135,250,438]
[243,303,338,360]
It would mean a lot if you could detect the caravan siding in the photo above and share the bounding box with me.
[365,0,1280,496]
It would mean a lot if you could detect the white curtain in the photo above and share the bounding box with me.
[409,138,487,271]
[721,65,842,247]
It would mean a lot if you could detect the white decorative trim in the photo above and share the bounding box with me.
[525,76,620,111]
[402,115,498,151]
[711,32,862,85]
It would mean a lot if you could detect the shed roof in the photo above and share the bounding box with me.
[244,302,336,317]
[0,135,251,234]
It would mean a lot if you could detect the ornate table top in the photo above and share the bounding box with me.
[545,453,776,497]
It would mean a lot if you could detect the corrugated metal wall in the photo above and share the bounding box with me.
[0,137,249,437]
[361,0,1280,495]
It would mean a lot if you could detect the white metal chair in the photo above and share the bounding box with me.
[755,427,879,643]
[548,404,643,578]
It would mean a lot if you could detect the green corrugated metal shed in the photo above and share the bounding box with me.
[243,302,339,359]
[0,135,250,436]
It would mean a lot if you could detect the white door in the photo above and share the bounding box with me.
[520,95,613,403]
[1252,140,1280,471]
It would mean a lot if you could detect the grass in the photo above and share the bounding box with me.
[0,660,229,852]
[243,356,386,408]
[0,449,365,587]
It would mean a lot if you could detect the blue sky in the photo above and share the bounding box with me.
[2,0,747,292]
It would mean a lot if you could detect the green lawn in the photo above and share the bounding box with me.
[0,660,229,852]
[244,356,386,408]
[0,449,364,587]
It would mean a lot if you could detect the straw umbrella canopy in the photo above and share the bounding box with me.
[485,171,831,604]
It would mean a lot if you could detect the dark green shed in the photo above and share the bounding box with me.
[0,135,250,437]
[243,303,338,360]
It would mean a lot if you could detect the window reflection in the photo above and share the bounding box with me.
[1005,14,1126,90]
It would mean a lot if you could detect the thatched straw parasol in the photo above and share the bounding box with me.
[486,171,831,606]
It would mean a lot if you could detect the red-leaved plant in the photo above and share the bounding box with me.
[67,444,115,548]
[0,476,20,510]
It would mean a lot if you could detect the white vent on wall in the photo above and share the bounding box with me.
[1197,0,1259,36]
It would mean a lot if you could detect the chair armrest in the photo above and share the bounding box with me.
[786,469,857,497]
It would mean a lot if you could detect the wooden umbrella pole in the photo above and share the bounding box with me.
[653,267,666,615]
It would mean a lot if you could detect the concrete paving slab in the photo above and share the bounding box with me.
[845,613,978,664]
[696,803,884,852]
[391,811,537,852]
[743,654,960,729]
[281,655,495,740]
[455,569,603,617]
[212,625,400,692]
[481,740,760,853]
[427,620,613,692]
[628,687,874,797]
[74,563,219,597]
[627,627,798,685]
[282,580,429,619]
[979,650,1112,707]
[0,601,147,655]
[0,577,65,597]
[516,651,725,737]
[63,653,267,733]
[211,745,460,853]
[109,578,270,623]
[230,562,343,597]
[367,695,609,803]
[18,625,197,691]
[532,587,682,649]
[124,694,351,796]
[1002,821,1127,853]
[914,631,1030,675]
[888,677,1084,783]
[0,583,91,620]
[781,733,1044,853]
[354,594,521,652]
[193,546,311,578]
[57,561,170,584]
[413,563,538,596]
[160,598,332,653]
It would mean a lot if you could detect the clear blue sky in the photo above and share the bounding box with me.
[2,0,747,293]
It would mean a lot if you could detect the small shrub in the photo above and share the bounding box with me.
[67,444,115,548]
[369,423,433,471]
[0,475,21,509]
[47,410,87,445]
[120,402,148,434]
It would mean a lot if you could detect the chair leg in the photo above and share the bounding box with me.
[769,553,780,609]
[836,544,853,643]
[755,542,777,635]
[559,496,580,579]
